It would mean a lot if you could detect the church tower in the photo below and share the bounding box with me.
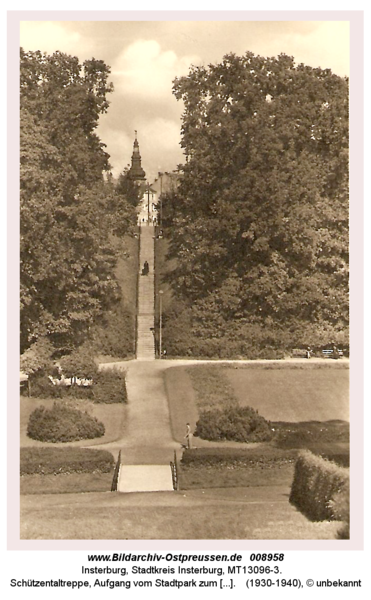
[128,130,146,182]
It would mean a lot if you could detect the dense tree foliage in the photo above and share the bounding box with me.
[20,50,136,354]
[115,166,142,207]
[163,52,348,354]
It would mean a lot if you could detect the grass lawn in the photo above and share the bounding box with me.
[20,487,343,540]
[179,463,295,489]
[164,367,199,442]
[20,473,113,495]
[223,363,349,422]
[154,235,175,320]
[20,396,127,448]
[93,232,139,362]
[164,363,349,439]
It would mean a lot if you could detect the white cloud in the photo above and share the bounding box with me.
[100,117,183,181]
[20,22,82,54]
[112,39,200,100]
[248,21,349,77]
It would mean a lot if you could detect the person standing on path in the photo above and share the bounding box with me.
[185,423,193,449]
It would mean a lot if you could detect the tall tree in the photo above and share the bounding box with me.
[20,50,135,353]
[165,52,348,345]
[116,166,142,207]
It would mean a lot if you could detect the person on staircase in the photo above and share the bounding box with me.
[142,260,149,275]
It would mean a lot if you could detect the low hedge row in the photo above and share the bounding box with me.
[194,406,273,443]
[181,447,298,469]
[20,447,115,475]
[289,450,349,522]
[93,368,128,404]
[27,403,105,442]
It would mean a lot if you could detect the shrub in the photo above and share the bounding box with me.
[59,344,98,380]
[63,384,94,400]
[27,402,105,442]
[20,337,55,381]
[23,375,64,399]
[92,305,135,358]
[194,406,273,443]
[20,447,114,475]
[330,481,350,539]
[289,450,349,521]
[93,368,128,404]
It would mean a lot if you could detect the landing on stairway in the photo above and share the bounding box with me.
[118,465,174,493]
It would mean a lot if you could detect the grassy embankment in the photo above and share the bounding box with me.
[154,232,175,356]
[94,231,139,363]
[164,362,349,489]
[20,487,341,540]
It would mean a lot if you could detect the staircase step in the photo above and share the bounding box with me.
[118,465,174,492]
[136,225,155,360]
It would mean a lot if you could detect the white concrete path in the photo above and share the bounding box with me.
[118,465,173,493]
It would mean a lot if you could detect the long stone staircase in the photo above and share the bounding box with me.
[116,223,174,492]
[136,224,155,360]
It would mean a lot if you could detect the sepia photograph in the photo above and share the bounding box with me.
[18,17,351,541]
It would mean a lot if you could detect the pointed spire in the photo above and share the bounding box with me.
[128,131,146,181]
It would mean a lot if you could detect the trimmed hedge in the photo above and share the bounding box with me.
[22,375,64,399]
[27,402,105,442]
[330,480,350,539]
[194,406,273,443]
[93,368,128,404]
[289,450,349,521]
[181,447,297,469]
[20,447,114,475]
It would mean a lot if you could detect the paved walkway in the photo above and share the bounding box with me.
[116,224,176,490]
[102,222,349,496]
[136,224,155,360]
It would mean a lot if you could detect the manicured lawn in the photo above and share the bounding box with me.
[94,232,139,362]
[164,363,349,437]
[154,235,175,318]
[20,396,127,447]
[223,363,349,422]
[179,463,295,489]
[20,473,113,495]
[163,367,199,442]
[20,487,342,540]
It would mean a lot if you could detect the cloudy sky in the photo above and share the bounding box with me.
[20,19,350,182]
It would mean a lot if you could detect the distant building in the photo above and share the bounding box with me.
[128,131,146,184]
[137,184,158,225]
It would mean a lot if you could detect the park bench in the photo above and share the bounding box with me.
[292,348,311,359]
[322,348,343,359]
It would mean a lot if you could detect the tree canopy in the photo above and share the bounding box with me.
[163,52,348,352]
[20,50,136,354]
